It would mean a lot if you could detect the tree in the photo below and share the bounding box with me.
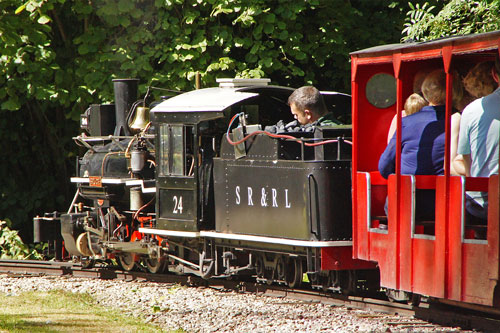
[402,0,500,42]
[1,0,419,240]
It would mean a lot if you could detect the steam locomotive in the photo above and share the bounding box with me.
[34,77,373,292]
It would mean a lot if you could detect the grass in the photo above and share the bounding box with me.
[0,289,175,332]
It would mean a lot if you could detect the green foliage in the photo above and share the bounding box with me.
[0,0,417,239]
[0,220,43,259]
[402,0,500,42]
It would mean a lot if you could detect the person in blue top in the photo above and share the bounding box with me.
[378,69,463,219]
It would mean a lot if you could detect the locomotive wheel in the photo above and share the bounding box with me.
[76,233,93,257]
[143,258,167,274]
[118,253,136,271]
[286,257,302,288]
[254,255,265,278]
[275,256,286,281]
[81,257,95,269]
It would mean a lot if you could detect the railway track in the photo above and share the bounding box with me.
[0,259,498,332]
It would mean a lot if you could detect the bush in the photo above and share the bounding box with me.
[0,220,43,259]
[0,0,420,240]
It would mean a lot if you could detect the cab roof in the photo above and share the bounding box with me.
[151,79,292,114]
[151,87,260,113]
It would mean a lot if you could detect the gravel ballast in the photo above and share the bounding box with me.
[0,275,470,332]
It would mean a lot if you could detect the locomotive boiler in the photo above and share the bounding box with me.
[35,78,157,270]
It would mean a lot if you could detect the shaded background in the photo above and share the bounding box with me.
[1,0,498,241]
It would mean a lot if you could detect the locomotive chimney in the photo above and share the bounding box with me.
[112,78,139,136]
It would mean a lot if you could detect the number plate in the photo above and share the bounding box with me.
[159,189,194,219]
[89,176,102,187]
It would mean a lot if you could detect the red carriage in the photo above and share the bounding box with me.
[351,31,500,307]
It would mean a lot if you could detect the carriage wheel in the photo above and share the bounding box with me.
[320,274,330,292]
[329,270,340,288]
[410,293,421,307]
[339,270,357,296]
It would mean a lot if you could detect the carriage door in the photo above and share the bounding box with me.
[156,123,199,232]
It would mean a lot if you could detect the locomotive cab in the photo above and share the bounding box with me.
[147,78,291,234]
[139,78,377,288]
[145,78,354,243]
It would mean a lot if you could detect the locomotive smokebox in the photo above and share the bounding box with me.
[113,78,139,136]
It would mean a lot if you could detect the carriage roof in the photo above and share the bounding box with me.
[350,30,500,64]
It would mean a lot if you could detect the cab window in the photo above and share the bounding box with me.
[159,124,194,177]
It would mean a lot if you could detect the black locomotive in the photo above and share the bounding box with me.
[34,77,374,292]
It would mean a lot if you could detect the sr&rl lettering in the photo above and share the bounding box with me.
[235,186,291,208]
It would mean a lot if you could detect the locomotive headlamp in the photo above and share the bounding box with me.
[80,104,116,136]
[80,107,90,131]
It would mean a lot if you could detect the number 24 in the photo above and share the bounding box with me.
[173,196,183,214]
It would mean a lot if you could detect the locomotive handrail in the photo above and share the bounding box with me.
[74,134,134,141]
[73,136,94,151]
[225,130,352,161]
[307,174,319,237]
[73,134,155,148]
[74,134,155,140]
[225,112,352,148]
[226,130,352,147]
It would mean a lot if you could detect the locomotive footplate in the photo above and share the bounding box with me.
[200,231,351,247]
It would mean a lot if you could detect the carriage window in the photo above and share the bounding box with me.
[366,73,397,108]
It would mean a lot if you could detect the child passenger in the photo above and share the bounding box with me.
[387,93,428,143]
